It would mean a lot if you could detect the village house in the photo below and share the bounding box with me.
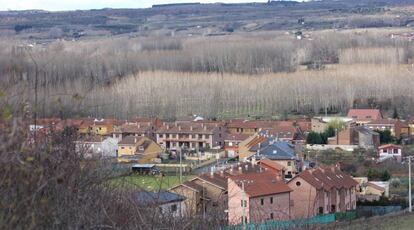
[155,121,226,151]
[171,161,266,222]
[226,120,276,135]
[134,191,186,218]
[112,122,157,141]
[238,134,300,178]
[227,171,292,225]
[287,166,358,219]
[354,177,389,202]
[408,116,414,136]
[327,125,380,149]
[311,117,353,133]
[378,144,402,162]
[224,133,251,158]
[92,118,121,136]
[75,135,118,159]
[366,119,403,138]
[262,126,305,144]
[169,181,206,216]
[117,136,163,163]
[76,118,95,135]
[347,109,382,125]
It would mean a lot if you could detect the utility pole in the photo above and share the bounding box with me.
[409,156,412,212]
[241,181,246,228]
[179,144,183,184]
[202,181,206,219]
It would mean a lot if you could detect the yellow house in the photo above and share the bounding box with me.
[118,136,163,163]
[365,182,385,196]
[92,119,116,136]
[74,118,94,135]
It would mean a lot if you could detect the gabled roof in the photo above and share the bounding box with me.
[118,136,143,145]
[196,173,228,189]
[230,171,291,198]
[378,143,402,149]
[366,182,386,192]
[195,162,265,190]
[259,159,286,171]
[347,109,382,121]
[255,140,297,160]
[170,181,204,193]
[224,133,251,142]
[290,166,358,191]
[155,122,219,134]
[134,191,185,205]
[114,123,152,134]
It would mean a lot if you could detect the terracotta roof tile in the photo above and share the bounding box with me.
[347,109,382,121]
[230,171,291,198]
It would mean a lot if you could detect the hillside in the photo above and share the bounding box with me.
[1,0,414,40]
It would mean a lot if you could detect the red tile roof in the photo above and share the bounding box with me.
[259,159,286,171]
[230,171,291,198]
[378,144,402,149]
[224,133,251,142]
[156,122,220,134]
[292,166,358,191]
[347,109,382,121]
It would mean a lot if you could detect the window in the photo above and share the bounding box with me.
[241,200,247,207]
[171,204,177,212]
[296,181,301,187]
[260,198,264,205]
[270,197,273,204]
[121,147,125,149]
[383,149,387,153]
[287,161,291,166]
[219,133,222,138]
[270,213,274,219]
[99,127,102,130]
[393,148,399,154]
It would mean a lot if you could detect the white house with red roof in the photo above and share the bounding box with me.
[378,144,402,162]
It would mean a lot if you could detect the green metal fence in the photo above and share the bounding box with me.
[223,213,336,230]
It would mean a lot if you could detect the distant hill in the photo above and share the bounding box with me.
[0,0,412,41]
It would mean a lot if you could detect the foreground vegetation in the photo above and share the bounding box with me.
[111,175,194,191]
[0,120,221,229]
[330,212,414,230]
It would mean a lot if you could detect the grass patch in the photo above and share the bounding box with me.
[332,212,414,230]
[111,175,195,191]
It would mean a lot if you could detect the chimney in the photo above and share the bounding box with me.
[238,166,242,172]
[190,126,193,131]
[138,124,141,129]
[245,164,249,171]
[204,125,207,131]
[220,170,224,176]
[166,124,170,129]
[134,137,137,143]
[210,167,214,176]
[179,126,181,131]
